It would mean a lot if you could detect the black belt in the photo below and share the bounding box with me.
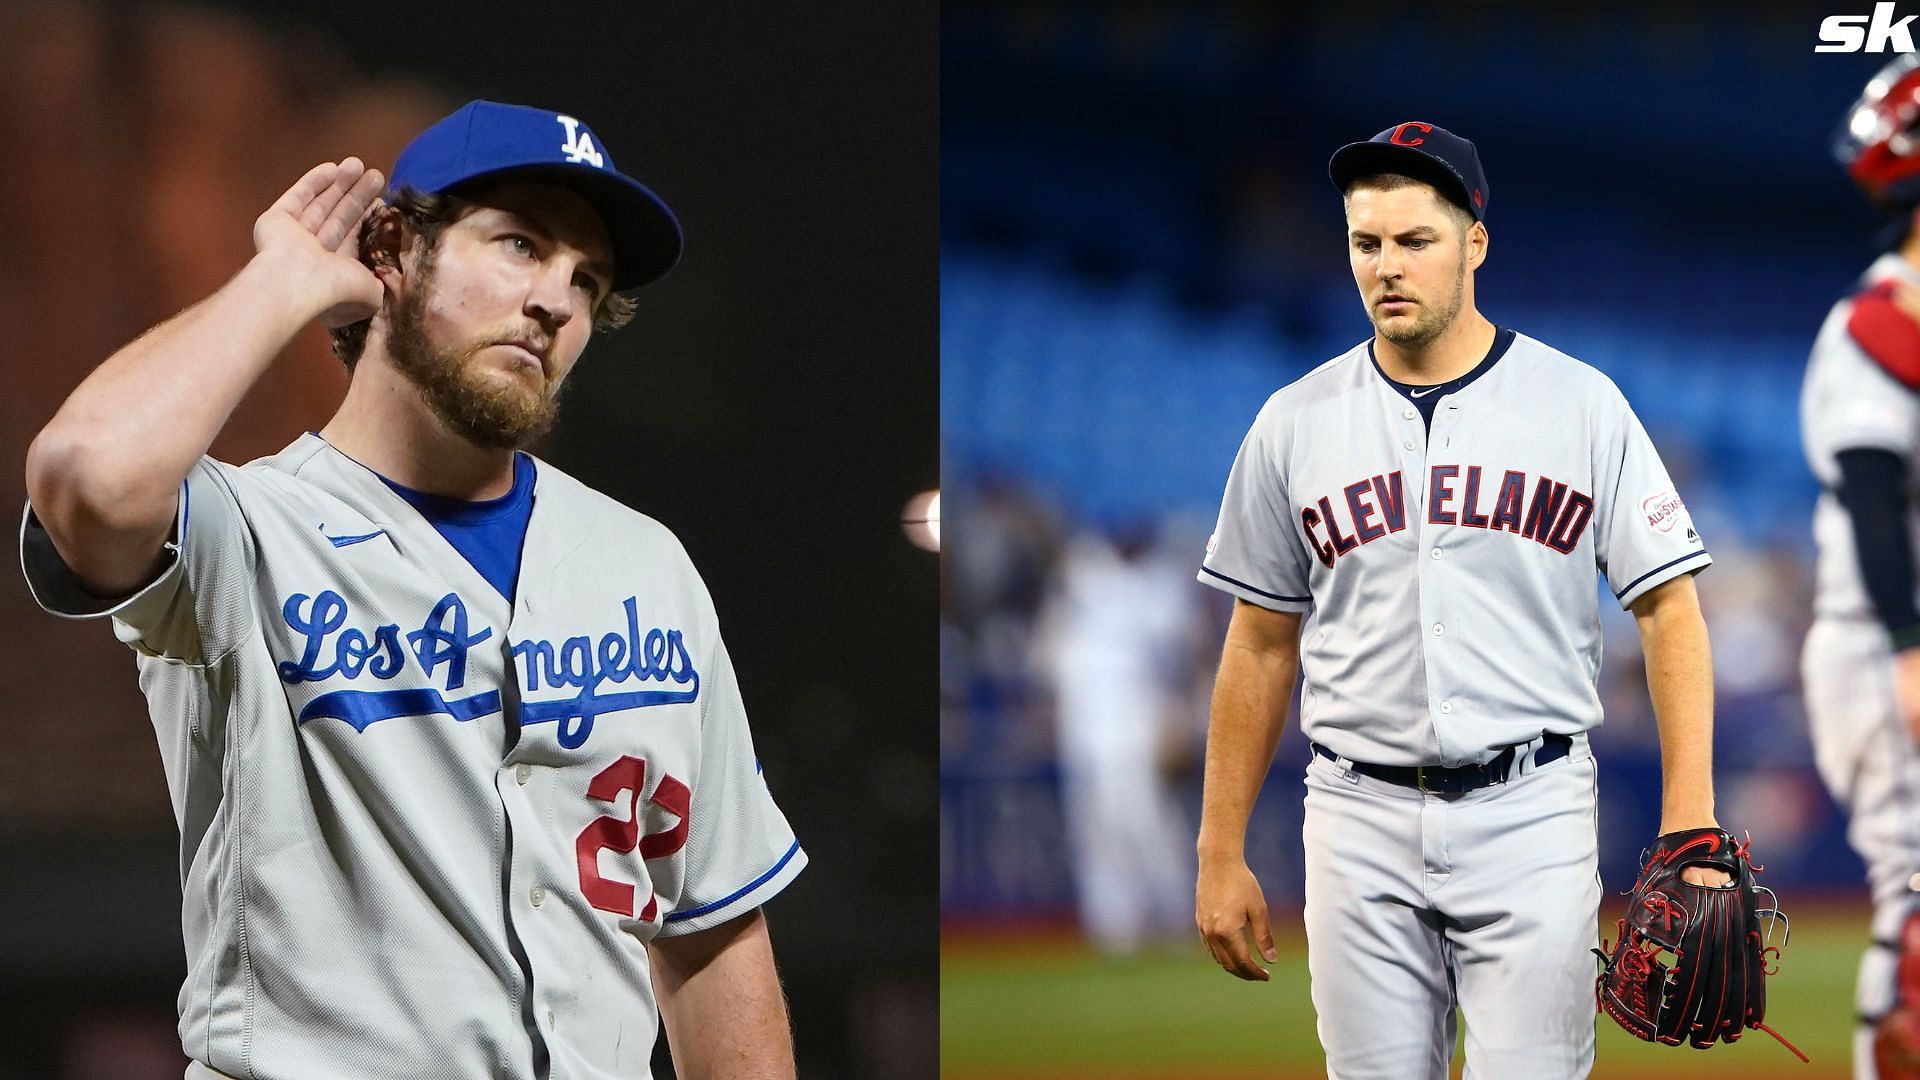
[1310,733,1573,794]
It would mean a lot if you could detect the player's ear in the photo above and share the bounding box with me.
[1465,219,1488,271]
[361,203,409,291]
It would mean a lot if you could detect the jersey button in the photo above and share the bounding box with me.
[1440,701,1453,714]
[530,886,546,908]
[1430,548,1442,559]
[515,763,532,785]
[1403,440,1416,451]
[1402,407,1416,420]
[1432,622,1445,637]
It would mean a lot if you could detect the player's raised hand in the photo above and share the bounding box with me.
[252,158,388,329]
[1196,857,1277,981]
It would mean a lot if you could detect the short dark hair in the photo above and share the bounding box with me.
[328,185,638,371]
[1341,172,1474,234]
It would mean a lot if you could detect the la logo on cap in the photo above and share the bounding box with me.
[557,115,604,168]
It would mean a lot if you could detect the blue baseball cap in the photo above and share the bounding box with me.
[1328,122,1489,222]
[388,100,682,290]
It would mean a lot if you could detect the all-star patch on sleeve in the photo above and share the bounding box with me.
[1593,405,1711,609]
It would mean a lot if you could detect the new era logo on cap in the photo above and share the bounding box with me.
[388,100,683,290]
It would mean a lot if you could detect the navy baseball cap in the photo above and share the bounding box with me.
[388,100,682,291]
[1328,122,1489,222]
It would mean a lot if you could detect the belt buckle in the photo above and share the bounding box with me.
[1416,765,1429,793]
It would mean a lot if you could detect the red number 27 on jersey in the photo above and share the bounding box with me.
[575,754,692,922]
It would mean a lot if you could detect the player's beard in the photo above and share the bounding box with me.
[1373,248,1467,350]
[386,250,566,451]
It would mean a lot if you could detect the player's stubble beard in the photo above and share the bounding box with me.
[385,245,568,451]
[1372,245,1467,350]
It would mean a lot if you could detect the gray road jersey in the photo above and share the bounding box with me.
[1200,332,1709,767]
[20,434,805,1080]
[1801,253,1920,623]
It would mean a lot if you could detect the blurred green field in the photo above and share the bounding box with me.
[942,902,1869,1079]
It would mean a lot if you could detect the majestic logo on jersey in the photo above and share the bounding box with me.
[1300,466,1594,568]
[276,591,697,746]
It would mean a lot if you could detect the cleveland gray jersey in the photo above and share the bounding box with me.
[1200,331,1709,767]
[1802,253,1920,622]
[20,434,805,1080]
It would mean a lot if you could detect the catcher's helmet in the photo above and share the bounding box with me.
[1839,54,1920,207]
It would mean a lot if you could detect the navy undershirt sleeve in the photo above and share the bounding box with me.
[1835,447,1920,648]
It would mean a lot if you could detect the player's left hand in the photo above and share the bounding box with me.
[1680,864,1733,887]
[1596,827,1805,1060]
[1660,818,1731,886]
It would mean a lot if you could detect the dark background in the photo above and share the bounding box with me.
[0,2,936,1077]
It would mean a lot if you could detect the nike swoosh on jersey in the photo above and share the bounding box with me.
[323,528,388,548]
[1410,386,1442,398]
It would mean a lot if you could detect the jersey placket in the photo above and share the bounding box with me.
[1407,394,1467,767]
[305,444,540,1078]
[495,495,567,1061]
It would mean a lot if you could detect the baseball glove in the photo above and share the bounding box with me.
[1874,911,1920,1079]
[1593,827,1805,1062]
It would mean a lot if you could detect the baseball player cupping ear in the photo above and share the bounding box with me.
[23,102,805,1080]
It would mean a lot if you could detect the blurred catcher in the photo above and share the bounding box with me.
[1810,52,1920,1080]
[1040,526,1200,954]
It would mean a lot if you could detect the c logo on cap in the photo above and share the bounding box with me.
[1389,122,1432,147]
